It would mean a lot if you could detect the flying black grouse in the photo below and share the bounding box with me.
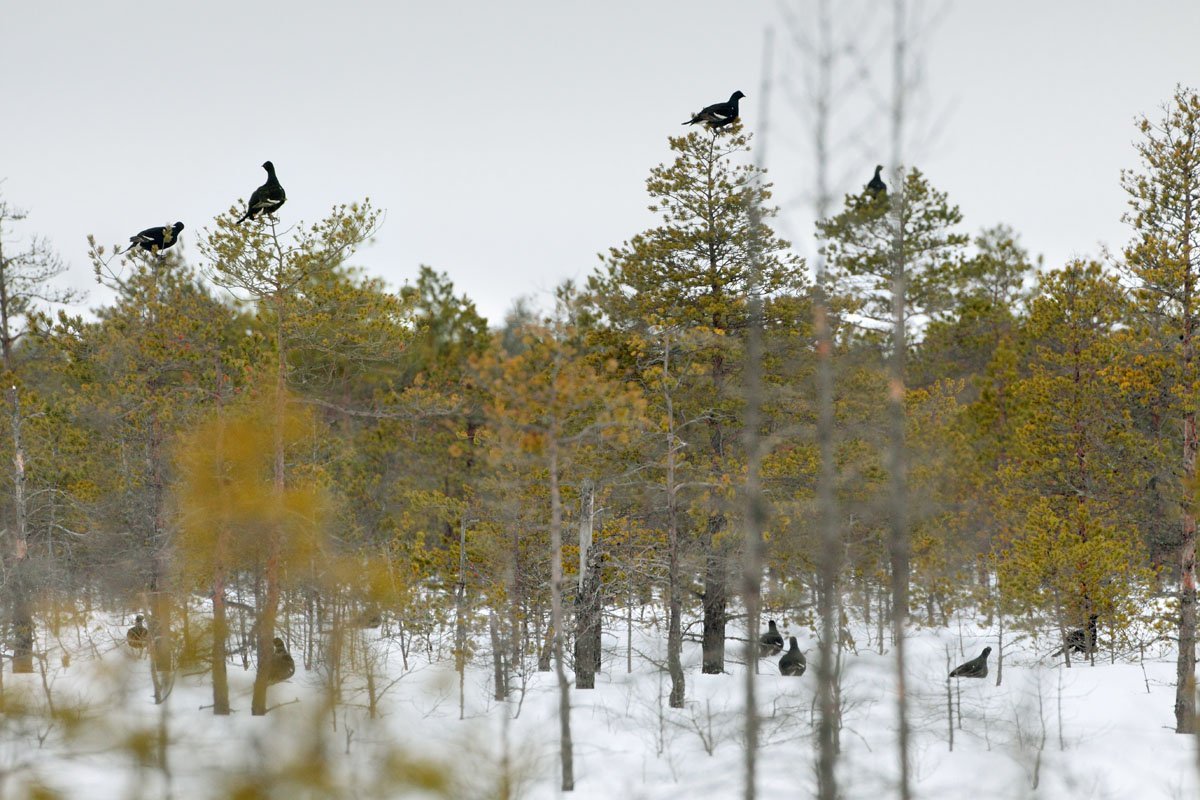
[760,619,784,657]
[683,91,746,128]
[949,646,991,679]
[127,222,185,254]
[867,165,887,196]
[1052,615,1098,659]
[779,636,806,677]
[236,161,286,224]
[126,615,149,649]
[268,636,295,683]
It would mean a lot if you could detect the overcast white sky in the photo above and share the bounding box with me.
[2,1,1197,324]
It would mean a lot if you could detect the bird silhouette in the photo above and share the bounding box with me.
[236,161,286,224]
[126,615,149,649]
[949,646,991,679]
[1052,615,1098,658]
[779,636,806,677]
[867,165,887,196]
[126,222,184,254]
[683,91,746,128]
[759,619,784,657]
[268,636,295,683]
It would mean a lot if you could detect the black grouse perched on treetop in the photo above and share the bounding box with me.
[779,637,806,677]
[949,646,991,679]
[126,615,149,649]
[760,619,784,657]
[866,164,887,196]
[268,636,295,683]
[236,161,286,224]
[127,222,184,254]
[683,90,746,128]
[1052,615,1099,659]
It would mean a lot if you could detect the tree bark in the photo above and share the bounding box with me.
[661,331,686,707]
[741,152,768,799]
[548,439,575,791]
[1177,410,1197,733]
[574,486,601,690]
[7,385,32,673]
[701,527,728,675]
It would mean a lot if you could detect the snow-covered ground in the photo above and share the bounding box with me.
[2,610,1197,799]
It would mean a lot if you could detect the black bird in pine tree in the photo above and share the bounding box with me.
[126,615,149,649]
[779,636,806,677]
[126,222,185,254]
[236,160,286,224]
[759,619,784,657]
[268,636,295,683]
[949,646,991,679]
[1052,615,1099,658]
[683,90,746,128]
[867,164,887,196]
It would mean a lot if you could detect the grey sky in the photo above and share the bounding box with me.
[2,1,1197,324]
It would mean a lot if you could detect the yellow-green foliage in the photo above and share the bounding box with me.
[173,394,330,587]
[997,497,1148,626]
[991,262,1154,626]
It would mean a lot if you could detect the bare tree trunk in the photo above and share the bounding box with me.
[1178,409,1197,733]
[945,670,954,752]
[702,530,728,675]
[794,0,845,793]
[1176,121,1199,735]
[663,333,686,708]
[574,485,601,690]
[741,149,769,800]
[888,0,912,793]
[456,515,468,719]
[548,439,575,791]
[490,608,508,701]
[995,606,1004,687]
[212,573,230,715]
[7,385,32,674]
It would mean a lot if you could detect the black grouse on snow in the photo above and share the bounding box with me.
[268,637,295,683]
[683,90,746,128]
[1052,615,1098,659]
[760,619,784,657]
[126,222,185,254]
[236,161,286,224]
[126,615,149,649]
[867,164,887,196]
[949,646,991,679]
[779,636,806,677]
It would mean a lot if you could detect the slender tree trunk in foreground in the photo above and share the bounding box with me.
[889,0,913,791]
[548,440,574,791]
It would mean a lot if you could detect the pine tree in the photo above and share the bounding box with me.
[818,167,967,344]
[0,196,80,673]
[201,201,383,715]
[587,125,805,674]
[73,243,246,680]
[994,261,1152,659]
[1121,86,1200,732]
